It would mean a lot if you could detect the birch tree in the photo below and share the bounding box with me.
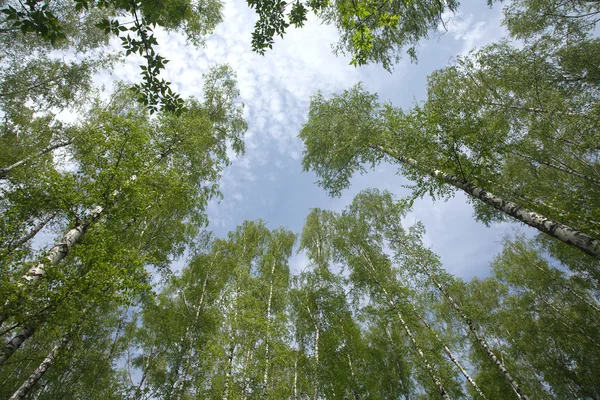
[299,74,600,261]
[463,236,600,399]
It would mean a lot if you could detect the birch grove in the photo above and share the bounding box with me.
[2,0,600,397]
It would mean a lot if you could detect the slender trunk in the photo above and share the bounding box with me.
[9,335,68,400]
[357,247,449,399]
[347,353,360,400]
[312,325,319,400]
[293,352,298,400]
[172,275,209,400]
[0,326,35,367]
[509,150,600,187]
[382,149,600,260]
[0,140,73,179]
[241,347,253,400]
[263,261,276,395]
[405,251,530,400]
[4,213,57,256]
[222,342,235,400]
[418,314,488,400]
[392,305,450,400]
[21,206,103,285]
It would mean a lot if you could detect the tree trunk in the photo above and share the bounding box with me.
[418,314,488,400]
[0,140,73,179]
[383,149,600,260]
[0,326,35,367]
[263,261,276,396]
[222,342,235,400]
[357,248,450,400]
[8,336,67,400]
[402,249,530,400]
[172,274,209,400]
[240,347,253,400]
[4,213,56,257]
[20,206,103,285]
[293,352,298,400]
[312,325,319,400]
[394,308,451,400]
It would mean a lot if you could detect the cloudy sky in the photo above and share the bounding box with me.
[105,0,533,279]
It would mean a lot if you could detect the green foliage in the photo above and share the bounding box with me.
[1,0,224,113]
[247,0,459,70]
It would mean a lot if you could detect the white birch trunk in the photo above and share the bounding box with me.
[406,253,530,400]
[394,308,451,400]
[418,314,488,400]
[0,140,73,179]
[263,261,276,395]
[312,325,319,400]
[21,205,103,285]
[382,149,600,260]
[9,342,63,400]
[172,274,209,400]
[222,342,235,400]
[241,347,253,400]
[0,326,35,366]
[4,213,56,257]
[293,352,298,400]
[357,248,450,399]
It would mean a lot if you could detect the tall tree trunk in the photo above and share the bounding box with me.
[417,314,488,400]
[0,140,73,179]
[312,324,319,400]
[347,353,360,400]
[293,351,298,400]
[20,205,103,285]
[400,247,530,400]
[357,248,450,399]
[172,274,209,400]
[240,347,253,400]
[393,307,451,400]
[222,342,236,400]
[8,336,68,400]
[1,206,103,324]
[263,261,276,396]
[381,149,600,260]
[0,326,35,367]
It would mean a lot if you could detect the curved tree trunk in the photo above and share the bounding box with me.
[382,149,600,260]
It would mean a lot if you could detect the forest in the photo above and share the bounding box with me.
[0,0,599,398]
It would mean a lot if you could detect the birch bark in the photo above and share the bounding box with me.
[20,205,103,286]
[399,246,530,400]
[0,140,73,179]
[0,326,35,366]
[380,147,600,260]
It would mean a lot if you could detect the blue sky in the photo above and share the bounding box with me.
[104,0,534,279]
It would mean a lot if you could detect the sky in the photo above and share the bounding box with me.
[100,0,535,280]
